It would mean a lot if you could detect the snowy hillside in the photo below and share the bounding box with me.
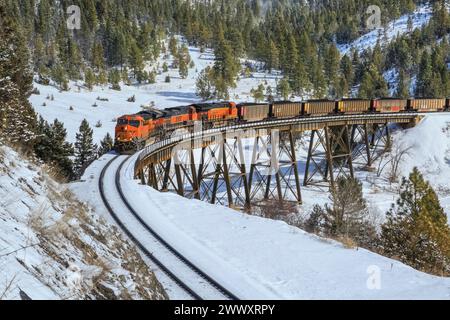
[338,4,432,55]
[0,146,167,300]
[29,46,281,145]
[72,124,450,299]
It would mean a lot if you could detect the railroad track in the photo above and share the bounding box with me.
[99,155,239,300]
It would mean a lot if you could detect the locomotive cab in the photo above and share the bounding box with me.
[115,113,155,153]
[115,116,145,142]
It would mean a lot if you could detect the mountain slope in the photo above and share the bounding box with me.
[0,145,167,300]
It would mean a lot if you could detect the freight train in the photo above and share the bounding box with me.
[115,98,450,153]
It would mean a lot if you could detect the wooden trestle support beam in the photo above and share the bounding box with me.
[139,121,395,209]
[303,122,391,188]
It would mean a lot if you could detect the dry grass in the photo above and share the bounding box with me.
[44,164,70,183]
[0,274,18,300]
[254,199,299,219]
[337,236,358,249]
[27,204,52,236]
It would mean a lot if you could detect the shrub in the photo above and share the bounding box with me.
[380,168,450,275]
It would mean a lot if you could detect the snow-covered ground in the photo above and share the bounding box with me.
[0,146,167,300]
[26,18,450,299]
[71,116,450,299]
[29,46,281,145]
[338,4,432,55]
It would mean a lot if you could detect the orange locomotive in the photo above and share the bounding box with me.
[115,111,163,152]
[115,102,237,152]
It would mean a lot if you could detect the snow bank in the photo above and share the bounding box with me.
[0,145,167,300]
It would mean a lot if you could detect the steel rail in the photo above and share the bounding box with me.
[99,156,202,300]
[100,155,240,300]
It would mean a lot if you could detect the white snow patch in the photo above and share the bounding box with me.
[338,5,432,55]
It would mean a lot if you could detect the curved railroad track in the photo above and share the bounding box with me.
[99,155,240,300]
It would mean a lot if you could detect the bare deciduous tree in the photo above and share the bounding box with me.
[377,144,413,183]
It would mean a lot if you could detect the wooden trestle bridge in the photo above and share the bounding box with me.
[134,113,421,209]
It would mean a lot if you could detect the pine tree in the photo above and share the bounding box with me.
[276,78,291,100]
[323,177,371,241]
[162,62,169,73]
[292,59,311,99]
[324,44,341,97]
[380,168,450,275]
[212,26,240,98]
[74,119,98,179]
[267,39,280,72]
[358,63,388,99]
[311,58,327,99]
[98,133,114,156]
[169,36,178,57]
[52,64,69,91]
[372,43,384,73]
[122,67,131,86]
[148,70,156,84]
[415,51,433,97]
[37,0,51,42]
[92,42,105,72]
[84,68,96,90]
[129,42,144,78]
[196,67,214,100]
[109,69,121,90]
[179,58,189,79]
[0,2,37,145]
[304,205,325,234]
[340,55,354,95]
[250,84,265,103]
[0,79,37,145]
[432,0,450,38]
[351,49,364,85]
[66,39,83,80]
[179,44,191,65]
[358,69,373,99]
[396,69,410,98]
[34,118,74,180]
[285,34,299,81]
[407,16,414,33]
[97,70,108,86]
